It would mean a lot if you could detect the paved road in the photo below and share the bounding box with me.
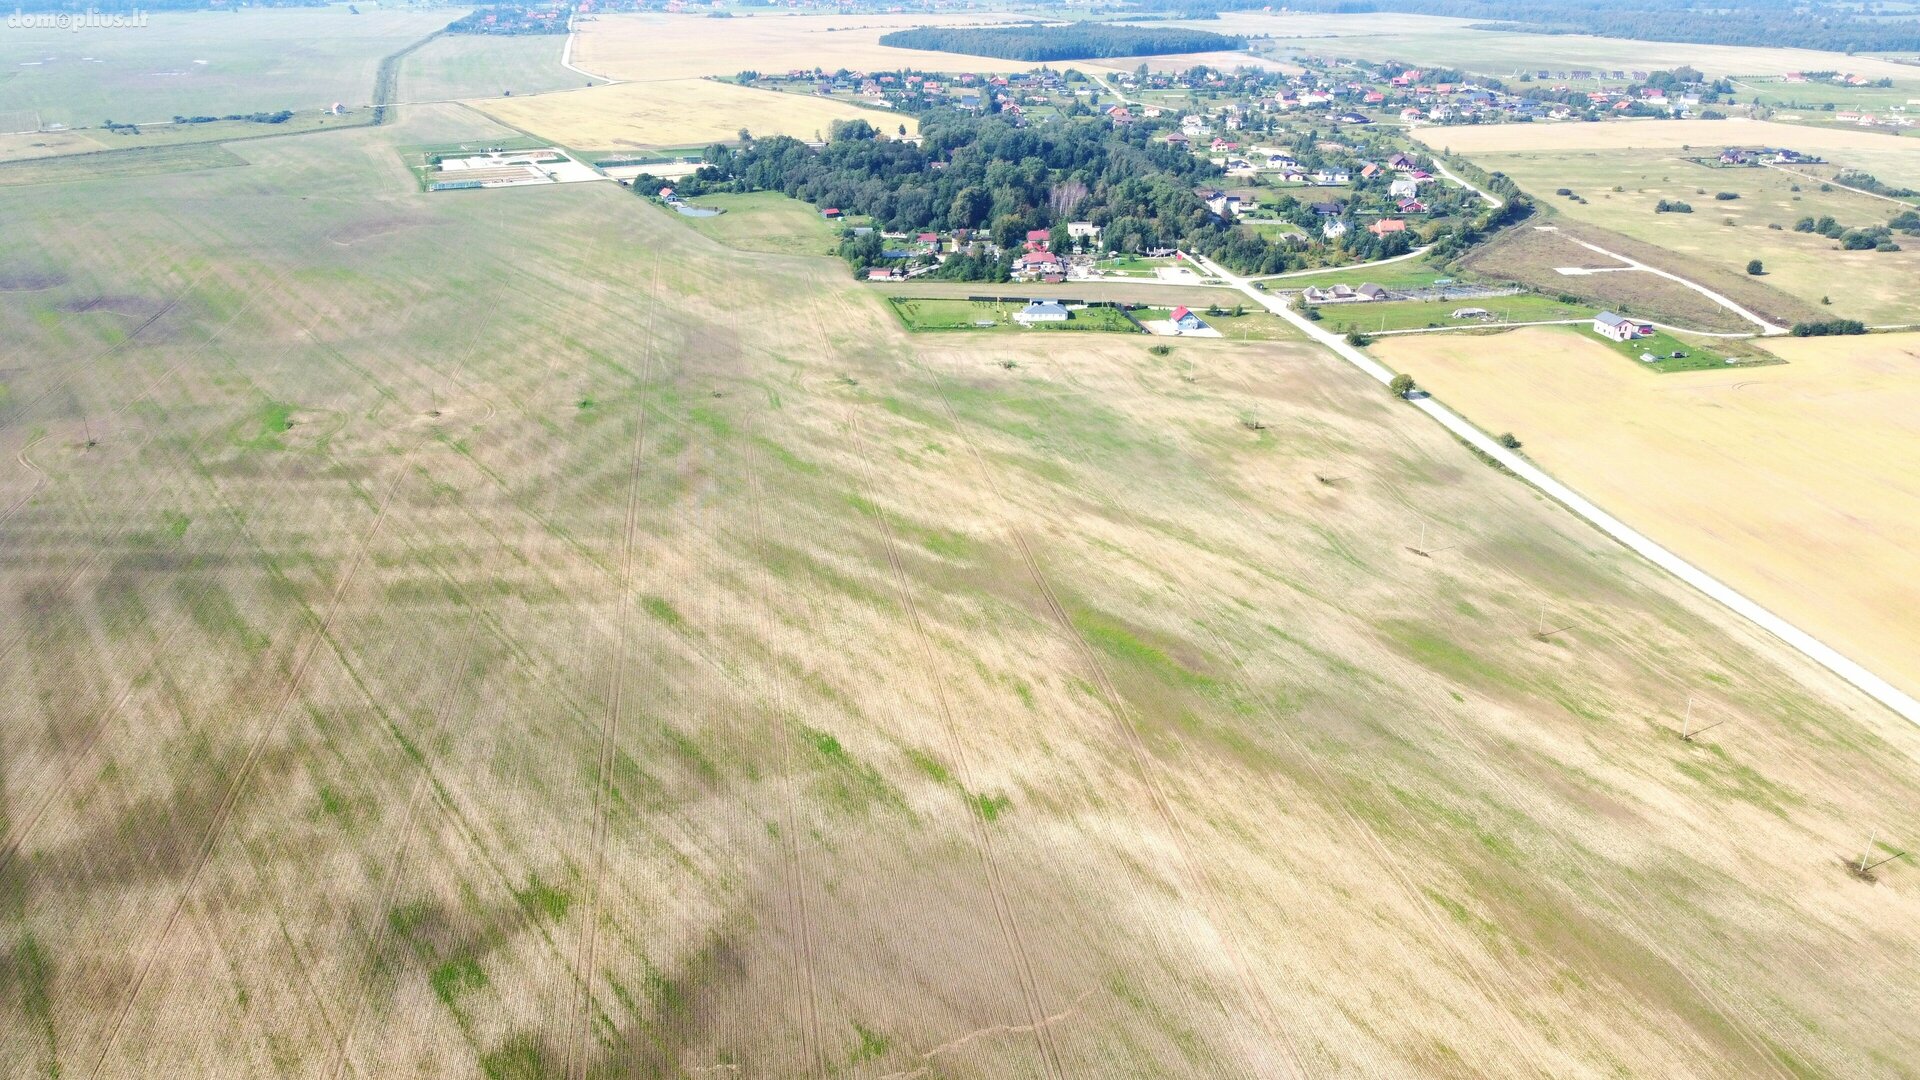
[1186,249,1920,728]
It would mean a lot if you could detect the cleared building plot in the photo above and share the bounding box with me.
[1411,117,1920,167]
[421,146,603,190]
[396,34,598,102]
[1373,324,1920,703]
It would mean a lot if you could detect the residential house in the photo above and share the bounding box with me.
[1357,283,1388,300]
[1013,250,1064,278]
[1014,300,1070,324]
[1388,178,1420,199]
[1592,311,1652,341]
[1368,218,1408,237]
[1322,218,1349,239]
[1169,306,1209,332]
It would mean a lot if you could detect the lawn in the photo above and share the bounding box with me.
[667,190,841,257]
[1132,304,1298,340]
[1314,293,1591,334]
[1593,327,1780,373]
[889,296,1141,333]
[1091,254,1181,277]
[1268,257,1464,291]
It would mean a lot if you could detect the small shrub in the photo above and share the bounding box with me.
[1388,372,1416,398]
[1345,330,1373,346]
[1496,432,1523,449]
[1714,191,1739,201]
[1746,259,1764,275]
[1555,187,1572,196]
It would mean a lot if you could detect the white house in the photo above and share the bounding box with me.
[1170,305,1208,332]
[1592,311,1652,341]
[1014,300,1070,324]
[1388,178,1421,199]
[1321,219,1348,239]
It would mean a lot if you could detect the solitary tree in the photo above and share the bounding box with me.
[1747,258,1765,275]
[1389,373,1416,399]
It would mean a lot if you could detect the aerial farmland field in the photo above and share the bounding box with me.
[474,78,918,154]
[1462,148,1920,324]
[1371,324,1920,705]
[0,8,449,128]
[1,98,1919,1079]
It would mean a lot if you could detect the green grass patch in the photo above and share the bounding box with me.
[512,876,573,922]
[1314,294,1590,334]
[429,954,488,1008]
[888,297,1140,334]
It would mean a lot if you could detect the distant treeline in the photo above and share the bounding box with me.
[1131,0,1920,53]
[878,23,1243,61]
[172,111,295,125]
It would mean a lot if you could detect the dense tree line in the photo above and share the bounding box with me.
[877,23,1242,61]
[1136,0,1920,53]
[639,114,1528,278]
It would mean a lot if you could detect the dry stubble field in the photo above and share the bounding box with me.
[1372,325,1920,706]
[0,104,1918,1079]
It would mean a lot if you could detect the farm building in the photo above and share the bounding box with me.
[1593,311,1653,342]
[1451,307,1492,319]
[1014,300,1070,324]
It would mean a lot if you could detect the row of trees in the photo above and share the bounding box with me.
[876,23,1242,61]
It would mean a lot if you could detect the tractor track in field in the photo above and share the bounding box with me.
[742,444,826,1080]
[0,525,250,883]
[325,615,484,1080]
[0,432,49,528]
[84,441,422,1080]
[1403,537,1806,1079]
[566,263,661,1080]
[915,358,1307,1080]
[1015,343,1555,1074]
[843,406,1065,1080]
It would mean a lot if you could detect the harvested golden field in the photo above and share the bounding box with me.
[572,12,1041,82]
[473,78,917,151]
[3,102,1920,1079]
[1414,117,1920,159]
[1373,325,1920,704]
[1216,11,1920,85]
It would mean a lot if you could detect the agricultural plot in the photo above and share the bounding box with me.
[397,35,598,102]
[1212,10,1920,87]
[1374,324,1920,705]
[473,78,918,154]
[572,12,1081,83]
[1459,221,1822,331]
[1482,144,1920,322]
[1413,118,1920,180]
[1472,148,1920,324]
[0,8,449,128]
[2,100,1920,1080]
